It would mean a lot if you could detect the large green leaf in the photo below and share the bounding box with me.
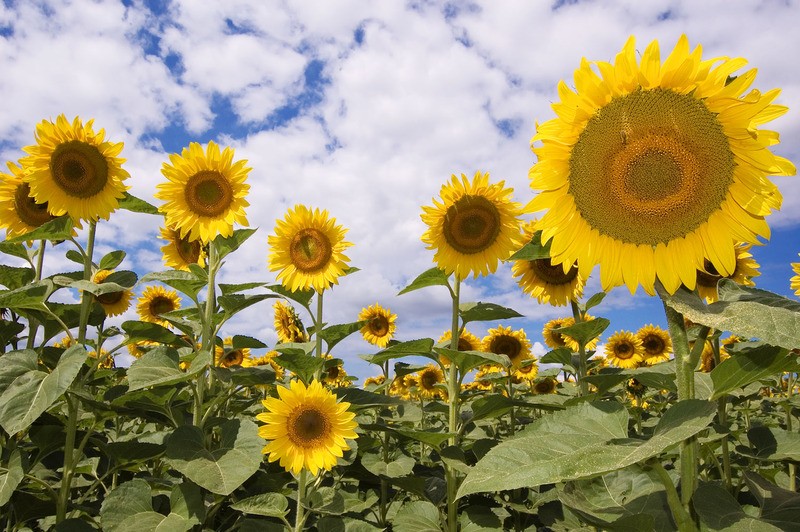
[230,493,289,518]
[319,320,366,352]
[661,281,800,350]
[126,347,209,392]
[214,228,257,260]
[507,232,551,261]
[556,318,610,346]
[397,267,451,295]
[0,449,23,506]
[458,399,716,498]
[165,418,263,495]
[6,214,73,243]
[361,338,435,365]
[742,426,800,462]
[140,270,207,300]
[361,453,415,478]
[433,347,509,375]
[584,363,677,394]
[122,320,179,345]
[744,471,800,528]
[694,482,782,531]
[0,345,86,434]
[459,302,523,324]
[710,344,798,400]
[392,500,442,531]
[0,280,51,312]
[99,478,193,532]
[0,265,35,290]
[118,192,160,215]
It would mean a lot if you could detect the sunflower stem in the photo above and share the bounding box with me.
[650,459,698,532]
[785,372,796,491]
[711,337,733,491]
[661,299,698,519]
[78,221,97,344]
[315,290,324,360]
[25,240,47,350]
[56,393,78,523]
[446,276,460,532]
[194,241,218,426]
[295,470,308,532]
[570,300,588,396]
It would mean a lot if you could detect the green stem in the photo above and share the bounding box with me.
[570,300,588,396]
[295,470,308,532]
[446,276,460,532]
[56,394,78,523]
[651,460,698,532]
[712,338,733,491]
[78,222,97,344]
[25,240,47,350]
[194,241,218,426]
[786,372,796,491]
[315,290,324,359]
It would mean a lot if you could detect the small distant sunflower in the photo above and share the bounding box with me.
[268,205,352,293]
[137,285,181,327]
[257,380,358,475]
[695,243,760,302]
[543,316,598,351]
[699,341,730,372]
[512,221,585,306]
[528,35,795,296]
[390,375,414,399]
[89,348,113,369]
[159,225,205,271]
[215,337,252,368]
[533,377,558,395]
[363,375,386,389]
[155,141,251,243]
[636,324,672,365]
[417,364,446,399]
[244,350,285,381]
[791,256,800,297]
[421,171,522,280]
[483,325,532,368]
[358,303,397,348]
[437,328,483,366]
[513,359,539,382]
[92,269,132,317]
[127,339,158,358]
[604,331,644,369]
[21,114,130,222]
[322,355,349,388]
[273,300,308,344]
[0,161,56,238]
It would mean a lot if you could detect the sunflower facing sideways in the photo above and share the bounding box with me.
[0,161,56,238]
[137,285,181,327]
[358,303,397,348]
[695,243,760,303]
[21,114,130,222]
[482,325,532,368]
[512,221,585,306]
[437,328,483,367]
[268,205,352,293]
[421,171,522,280]
[257,379,358,476]
[159,225,205,271]
[273,300,309,344]
[155,141,251,243]
[92,269,133,317]
[604,331,645,369]
[527,35,795,295]
[636,324,672,365]
[792,256,800,297]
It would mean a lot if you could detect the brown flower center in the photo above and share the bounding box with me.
[173,230,202,265]
[290,228,333,273]
[443,195,501,254]
[184,170,233,217]
[149,295,177,316]
[368,315,389,337]
[530,258,579,285]
[420,369,440,390]
[96,290,124,305]
[642,334,666,356]
[489,335,522,363]
[14,183,55,228]
[288,408,330,447]
[614,341,635,359]
[50,140,109,198]
[223,349,244,366]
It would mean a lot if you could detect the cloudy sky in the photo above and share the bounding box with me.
[1,0,799,378]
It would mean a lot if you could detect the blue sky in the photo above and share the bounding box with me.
[1,0,799,379]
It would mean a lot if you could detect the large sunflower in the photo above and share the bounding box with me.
[273,300,309,344]
[268,205,352,293]
[635,324,672,365]
[155,141,251,243]
[92,269,132,317]
[528,35,795,295]
[482,325,532,368]
[358,303,397,348]
[257,379,358,475]
[421,171,522,280]
[21,115,130,222]
[512,220,585,306]
[159,225,205,271]
[137,285,181,327]
[695,243,760,302]
[604,331,644,369]
[0,161,56,238]
[791,256,800,297]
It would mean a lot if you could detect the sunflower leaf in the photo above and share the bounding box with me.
[468,394,514,423]
[214,228,257,261]
[6,215,73,243]
[118,192,160,215]
[219,282,268,295]
[433,347,510,374]
[274,350,324,384]
[127,346,208,392]
[319,320,366,352]
[710,343,798,400]
[0,281,51,312]
[398,267,451,296]
[556,318,610,346]
[231,334,268,349]
[393,500,442,531]
[659,282,800,350]
[0,265,35,290]
[0,241,30,262]
[230,493,289,518]
[583,292,607,312]
[507,233,552,261]
[540,347,574,365]
[361,453,416,478]
[122,320,179,345]
[141,270,207,300]
[266,285,315,310]
[743,426,800,462]
[459,302,523,324]
[0,449,23,507]
[693,482,781,532]
[98,250,127,270]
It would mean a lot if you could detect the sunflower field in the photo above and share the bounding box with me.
[1,35,800,532]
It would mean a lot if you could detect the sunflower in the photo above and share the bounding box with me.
[390,375,414,399]
[527,35,795,296]
[542,316,598,351]
[437,328,483,366]
[533,377,558,395]
[416,364,446,399]
[792,256,800,297]
[699,341,730,372]
[268,204,352,293]
[358,303,397,348]
[88,348,114,369]
[20,115,130,222]
[155,141,250,243]
[512,220,585,306]
[244,350,285,380]
[363,375,386,389]
[273,300,308,344]
[635,324,672,365]
[695,243,760,302]
[159,225,205,271]
[604,331,644,369]
[513,359,539,382]
[127,339,159,359]
[92,269,132,317]
[321,354,349,388]
[215,337,252,368]
[0,161,57,238]
[137,285,181,327]
[257,379,358,475]
[421,171,523,280]
[483,325,532,368]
